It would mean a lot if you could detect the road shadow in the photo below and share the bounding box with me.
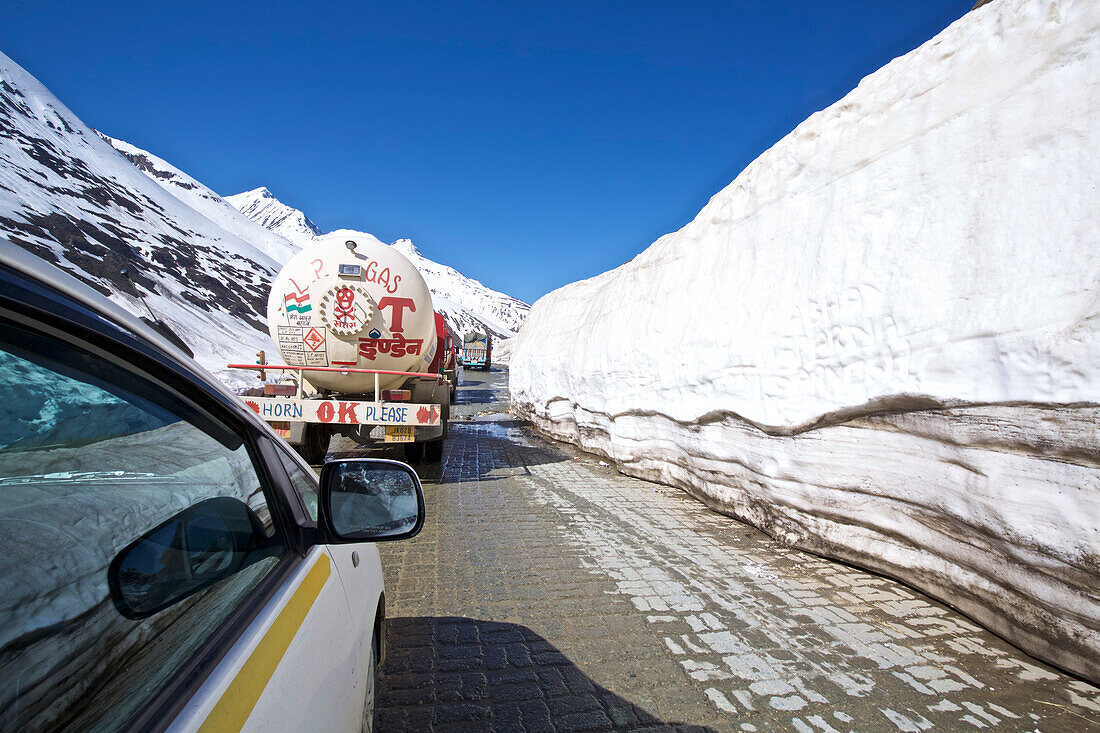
[378,616,718,732]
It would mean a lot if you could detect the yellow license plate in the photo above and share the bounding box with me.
[384,426,415,443]
[271,422,291,439]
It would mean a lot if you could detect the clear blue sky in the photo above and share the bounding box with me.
[4,1,971,305]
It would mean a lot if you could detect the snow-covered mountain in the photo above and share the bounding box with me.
[109,146,529,340]
[0,50,274,389]
[511,0,1099,682]
[100,136,302,265]
[390,238,529,338]
[0,45,528,391]
[227,191,530,339]
[224,187,321,242]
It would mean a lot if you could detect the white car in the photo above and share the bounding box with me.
[0,241,421,731]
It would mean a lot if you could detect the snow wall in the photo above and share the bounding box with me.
[510,0,1099,682]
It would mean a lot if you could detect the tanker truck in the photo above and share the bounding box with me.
[229,235,451,464]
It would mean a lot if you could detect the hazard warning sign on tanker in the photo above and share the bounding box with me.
[303,327,325,352]
[277,326,329,367]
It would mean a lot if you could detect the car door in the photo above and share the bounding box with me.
[166,545,364,733]
[0,309,362,731]
[267,440,385,681]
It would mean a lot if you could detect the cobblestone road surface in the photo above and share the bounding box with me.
[374,368,1099,732]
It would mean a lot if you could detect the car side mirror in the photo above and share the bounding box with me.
[319,459,425,542]
[108,497,269,619]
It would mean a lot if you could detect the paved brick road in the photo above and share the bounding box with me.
[375,369,1099,732]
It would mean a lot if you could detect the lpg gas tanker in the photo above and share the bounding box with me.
[230,234,455,463]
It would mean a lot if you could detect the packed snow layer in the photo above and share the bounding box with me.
[511,0,1099,681]
[492,336,514,366]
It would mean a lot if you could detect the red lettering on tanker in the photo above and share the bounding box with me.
[358,335,424,360]
[333,287,360,330]
[338,402,358,424]
[318,401,359,424]
[378,297,416,333]
[364,260,401,294]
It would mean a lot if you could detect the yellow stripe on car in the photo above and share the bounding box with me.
[198,554,331,732]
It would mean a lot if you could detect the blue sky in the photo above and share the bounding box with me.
[4,1,971,304]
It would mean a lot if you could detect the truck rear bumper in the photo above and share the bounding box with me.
[282,421,444,448]
[245,396,442,427]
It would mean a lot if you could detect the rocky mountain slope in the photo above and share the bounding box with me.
[100,137,302,265]
[510,0,1099,682]
[0,50,275,388]
[227,189,529,339]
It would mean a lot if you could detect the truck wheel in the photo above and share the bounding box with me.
[424,438,443,463]
[298,424,328,465]
[449,386,456,404]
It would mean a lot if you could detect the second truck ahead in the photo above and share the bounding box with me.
[462,330,492,371]
[231,235,451,464]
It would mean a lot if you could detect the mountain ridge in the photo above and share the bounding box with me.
[225,186,322,241]
[0,49,276,388]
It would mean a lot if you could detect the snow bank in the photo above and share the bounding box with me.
[493,337,515,366]
[511,0,1100,681]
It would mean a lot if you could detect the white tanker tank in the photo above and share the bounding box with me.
[267,234,438,393]
[233,233,450,465]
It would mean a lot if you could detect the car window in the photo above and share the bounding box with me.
[0,322,289,732]
[275,446,320,522]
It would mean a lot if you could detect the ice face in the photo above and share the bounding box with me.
[510,0,1100,682]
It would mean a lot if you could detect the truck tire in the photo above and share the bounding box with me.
[298,424,328,465]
